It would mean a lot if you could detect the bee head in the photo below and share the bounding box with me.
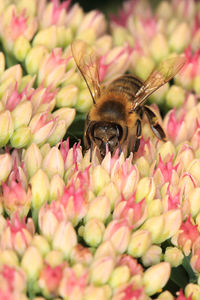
[90,121,124,159]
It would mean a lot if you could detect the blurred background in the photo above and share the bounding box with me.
[71,0,162,13]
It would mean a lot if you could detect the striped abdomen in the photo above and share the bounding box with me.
[106,74,143,101]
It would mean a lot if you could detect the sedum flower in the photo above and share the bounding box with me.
[21,245,43,280]
[0,110,14,147]
[49,174,65,202]
[56,84,78,108]
[32,234,50,257]
[128,229,152,258]
[168,22,191,53]
[70,244,93,265]
[83,218,105,248]
[141,245,162,267]
[85,195,111,223]
[165,85,186,109]
[164,109,187,145]
[0,249,19,268]
[10,126,31,148]
[164,246,184,267]
[84,285,109,300]
[23,143,42,178]
[42,146,64,179]
[0,215,34,256]
[90,255,115,285]
[185,283,200,300]
[143,262,171,296]
[25,45,49,75]
[109,265,130,288]
[0,153,13,183]
[13,36,31,62]
[45,249,64,268]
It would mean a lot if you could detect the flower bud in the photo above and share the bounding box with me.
[135,156,150,177]
[98,182,119,210]
[134,55,155,81]
[166,85,186,108]
[32,234,50,257]
[164,246,184,267]
[56,84,78,108]
[85,196,111,223]
[141,245,162,267]
[135,177,156,203]
[188,188,200,218]
[149,82,169,106]
[84,285,108,300]
[187,159,200,182]
[33,26,58,50]
[70,244,93,265]
[65,3,84,32]
[169,22,190,53]
[157,290,174,300]
[45,250,64,267]
[91,165,110,194]
[52,221,77,258]
[21,246,43,280]
[25,45,48,75]
[103,220,131,254]
[94,241,116,260]
[49,174,65,202]
[128,229,152,258]
[90,256,115,285]
[75,87,93,113]
[143,262,171,296]
[42,146,64,179]
[11,100,32,129]
[30,168,50,211]
[13,36,31,62]
[0,52,5,76]
[0,249,19,267]
[156,141,176,163]
[112,26,134,47]
[142,215,164,243]
[194,75,200,95]
[185,283,200,300]
[0,153,12,183]
[156,1,173,19]
[10,126,31,148]
[78,10,107,38]
[83,218,105,247]
[109,265,130,288]
[0,110,14,147]
[150,33,169,62]
[158,209,182,243]
[147,199,163,217]
[23,143,42,178]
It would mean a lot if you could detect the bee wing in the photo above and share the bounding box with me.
[71,39,101,104]
[131,55,186,111]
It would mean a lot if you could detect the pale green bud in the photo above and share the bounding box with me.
[157,141,176,163]
[150,33,169,62]
[42,146,64,179]
[91,165,110,194]
[135,156,150,177]
[1,64,22,84]
[30,169,50,210]
[13,36,31,62]
[84,285,108,300]
[142,215,164,243]
[21,246,43,280]
[33,26,58,50]
[19,75,36,92]
[112,26,134,47]
[98,182,119,210]
[136,177,156,203]
[45,250,64,267]
[56,84,78,108]
[0,52,5,76]
[169,22,191,53]
[143,262,171,296]
[85,196,111,223]
[166,85,185,108]
[0,249,19,267]
[75,88,93,113]
[40,143,51,157]
[57,26,73,48]
[141,245,162,267]
[23,143,42,178]
[0,110,14,146]
[164,246,184,267]
[83,218,105,247]
[185,283,200,300]
[134,56,155,81]
[0,153,12,183]
[157,291,174,300]
[51,107,76,129]
[25,45,48,75]
[76,28,96,45]
[188,188,200,218]
[194,75,200,95]
[109,265,130,288]
[90,256,115,285]
[94,35,113,55]
[47,119,67,146]
[128,229,152,257]
[16,0,37,16]
[147,199,163,217]
[10,126,31,148]
[52,221,77,258]
[49,174,65,202]
[32,234,50,257]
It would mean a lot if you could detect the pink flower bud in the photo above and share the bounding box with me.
[164,109,187,145]
[94,241,116,260]
[0,215,34,256]
[52,221,77,258]
[59,265,89,299]
[0,153,12,183]
[143,262,171,296]
[103,219,131,253]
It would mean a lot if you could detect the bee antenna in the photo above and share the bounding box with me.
[90,141,93,162]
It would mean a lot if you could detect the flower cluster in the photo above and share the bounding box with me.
[0,0,199,299]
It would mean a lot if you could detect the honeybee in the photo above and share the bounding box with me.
[71,40,185,161]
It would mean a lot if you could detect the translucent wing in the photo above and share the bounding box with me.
[131,55,186,111]
[71,40,101,104]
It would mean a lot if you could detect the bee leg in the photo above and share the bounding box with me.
[143,106,167,141]
[89,141,93,162]
[133,119,142,153]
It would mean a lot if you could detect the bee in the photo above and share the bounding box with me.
[71,40,185,161]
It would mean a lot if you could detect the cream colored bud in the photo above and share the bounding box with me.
[141,245,162,267]
[128,229,152,257]
[45,250,64,267]
[85,196,111,223]
[0,249,19,267]
[32,234,50,257]
[0,153,12,183]
[164,246,184,267]
[147,199,163,217]
[0,110,14,147]
[11,100,32,129]
[185,283,200,300]
[42,146,64,179]
[30,169,50,210]
[166,85,185,108]
[90,256,115,285]
[142,215,164,243]
[49,174,65,202]
[91,165,110,194]
[143,262,171,296]
[13,36,31,61]
[83,218,105,247]
[25,45,48,75]
[10,126,31,148]
[76,88,93,113]
[21,246,43,280]
[136,177,156,203]
[56,84,78,108]
[23,143,42,178]
[169,22,191,53]
[109,265,130,288]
